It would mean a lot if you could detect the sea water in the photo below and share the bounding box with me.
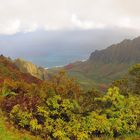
[25,51,89,68]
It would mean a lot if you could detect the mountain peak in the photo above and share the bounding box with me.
[89,37,140,63]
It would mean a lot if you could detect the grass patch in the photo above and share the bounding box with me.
[0,110,42,140]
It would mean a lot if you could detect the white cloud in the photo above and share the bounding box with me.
[71,14,105,29]
[0,0,140,34]
[23,23,39,33]
[44,25,60,31]
[117,17,131,28]
[0,19,21,35]
[0,20,39,35]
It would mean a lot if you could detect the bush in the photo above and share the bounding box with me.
[0,68,140,139]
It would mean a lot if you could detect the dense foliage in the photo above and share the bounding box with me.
[0,65,140,140]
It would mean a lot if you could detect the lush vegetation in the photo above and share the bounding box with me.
[0,109,41,140]
[0,63,140,140]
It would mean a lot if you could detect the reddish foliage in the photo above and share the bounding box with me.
[64,64,73,70]
[2,94,41,112]
[0,55,42,85]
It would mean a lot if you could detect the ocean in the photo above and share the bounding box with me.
[25,51,89,68]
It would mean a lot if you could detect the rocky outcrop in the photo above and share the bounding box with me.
[14,58,48,80]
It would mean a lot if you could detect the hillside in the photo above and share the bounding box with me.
[0,55,41,84]
[64,36,140,88]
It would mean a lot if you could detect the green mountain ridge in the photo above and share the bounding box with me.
[64,36,140,88]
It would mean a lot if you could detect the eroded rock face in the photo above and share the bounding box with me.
[89,37,140,63]
[14,58,48,80]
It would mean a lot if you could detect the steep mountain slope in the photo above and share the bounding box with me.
[14,58,48,80]
[0,55,41,84]
[64,36,140,87]
[89,38,140,63]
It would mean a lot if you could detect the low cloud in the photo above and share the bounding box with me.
[71,14,105,29]
[0,19,21,35]
[0,0,140,34]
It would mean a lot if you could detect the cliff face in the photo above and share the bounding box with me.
[89,38,140,63]
[65,36,140,87]
[14,58,48,80]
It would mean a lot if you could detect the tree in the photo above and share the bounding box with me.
[129,64,140,95]
[96,87,138,136]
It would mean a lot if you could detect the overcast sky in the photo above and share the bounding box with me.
[0,0,140,35]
